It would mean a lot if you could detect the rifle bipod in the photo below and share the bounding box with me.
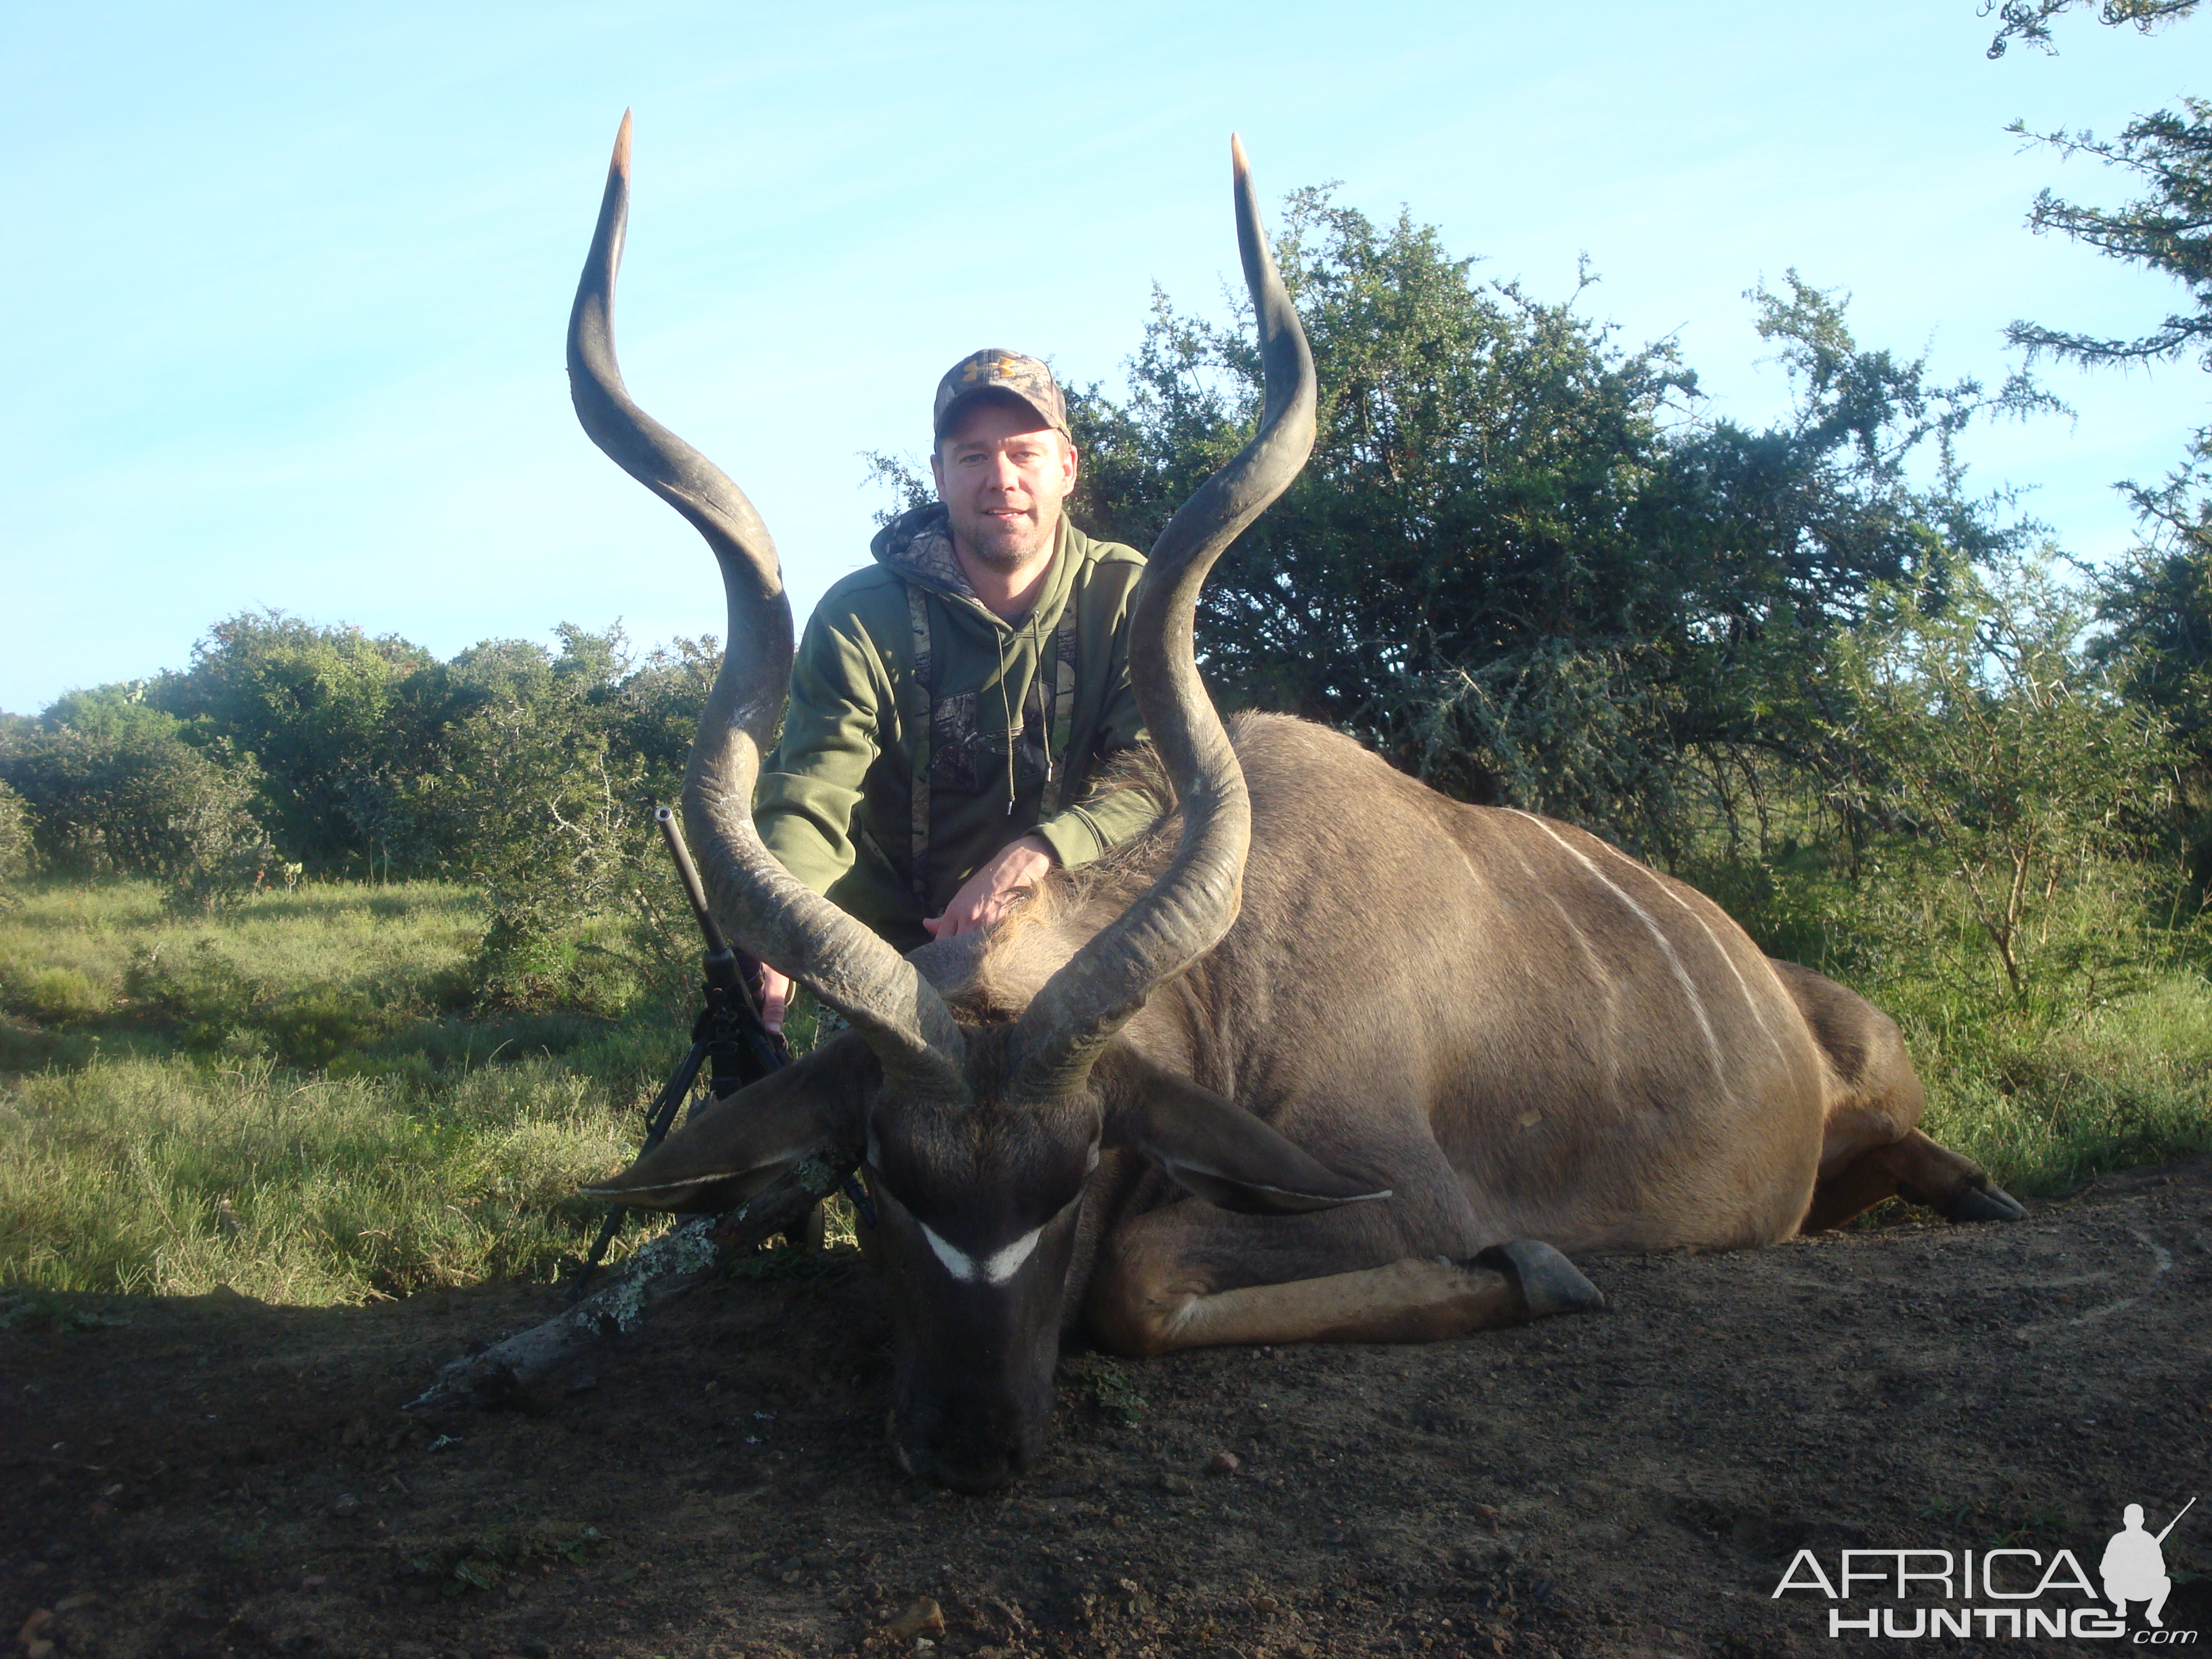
[564,806,808,1305]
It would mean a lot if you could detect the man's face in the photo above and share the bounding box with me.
[931,398,1079,572]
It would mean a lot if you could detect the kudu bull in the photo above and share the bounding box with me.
[571,117,2025,1493]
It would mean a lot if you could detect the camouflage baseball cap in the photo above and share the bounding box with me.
[933,349,1069,441]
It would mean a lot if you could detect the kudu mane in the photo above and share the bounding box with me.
[969,741,1179,970]
[959,714,1361,1033]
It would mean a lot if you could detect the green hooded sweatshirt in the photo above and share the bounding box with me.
[754,506,1162,951]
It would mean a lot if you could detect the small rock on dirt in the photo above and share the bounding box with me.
[1208,1450,1241,1476]
[883,1596,945,1640]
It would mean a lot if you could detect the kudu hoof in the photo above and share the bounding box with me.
[1946,1181,2027,1224]
[1474,1240,1605,1320]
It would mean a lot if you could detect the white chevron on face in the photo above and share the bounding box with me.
[920,1220,1044,1287]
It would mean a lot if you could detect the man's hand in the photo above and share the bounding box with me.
[753,835,1054,1025]
[924,834,1055,940]
[755,964,791,1036]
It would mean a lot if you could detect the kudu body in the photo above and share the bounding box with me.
[572,117,2024,1493]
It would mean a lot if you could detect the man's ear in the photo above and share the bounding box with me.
[579,1034,876,1214]
[1094,1045,1390,1216]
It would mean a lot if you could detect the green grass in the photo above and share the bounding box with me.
[0,1052,639,1303]
[0,876,684,1303]
[1696,842,2212,1198]
[5,845,2210,1307]
[0,877,484,1069]
[1912,976,2212,1195]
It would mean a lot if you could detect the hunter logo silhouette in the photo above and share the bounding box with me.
[2104,1497,2195,1628]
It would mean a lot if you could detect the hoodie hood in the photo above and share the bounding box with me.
[870,504,1080,642]
[871,504,970,596]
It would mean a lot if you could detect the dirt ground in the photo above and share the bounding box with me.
[6,1162,2209,1659]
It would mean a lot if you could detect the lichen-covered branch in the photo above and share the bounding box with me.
[403,1154,848,1413]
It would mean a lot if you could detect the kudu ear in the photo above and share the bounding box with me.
[579,1034,876,1214]
[1094,1046,1391,1216]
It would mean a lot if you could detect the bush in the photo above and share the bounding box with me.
[24,966,108,1023]
[1,713,273,903]
[0,781,30,880]
[149,611,439,875]
[1056,207,2045,858]
[1816,548,2177,999]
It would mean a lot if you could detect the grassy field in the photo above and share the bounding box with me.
[1702,842,2212,1197]
[1912,975,2212,1191]
[3,855,2210,1311]
[0,878,674,1306]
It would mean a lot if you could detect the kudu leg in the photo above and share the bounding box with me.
[1099,1257,1519,1353]
[1086,1202,1601,1357]
[1776,959,2025,1231]
[1801,1128,2026,1232]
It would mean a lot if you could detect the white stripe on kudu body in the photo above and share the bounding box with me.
[1506,811,1724,1080]
[1586,835,1787,1063]
[1490,827,1623,1105]
[920,1221,1044,1287]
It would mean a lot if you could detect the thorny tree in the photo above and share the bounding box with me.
[1062,191,2047,858]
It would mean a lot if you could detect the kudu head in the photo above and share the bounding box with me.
[572,116,1380,1492]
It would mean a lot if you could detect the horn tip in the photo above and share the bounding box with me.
[1230,131,1250,181]
[613,109,634,173]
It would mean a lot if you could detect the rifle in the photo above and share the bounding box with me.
[565,806,793,1304]
[2156,1495,2197,1544]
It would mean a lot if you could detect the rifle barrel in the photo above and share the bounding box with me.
[2156,1494,2196,1544]
[655,805,730,956]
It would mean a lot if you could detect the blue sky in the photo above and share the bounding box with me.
[3,1,2205,715]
